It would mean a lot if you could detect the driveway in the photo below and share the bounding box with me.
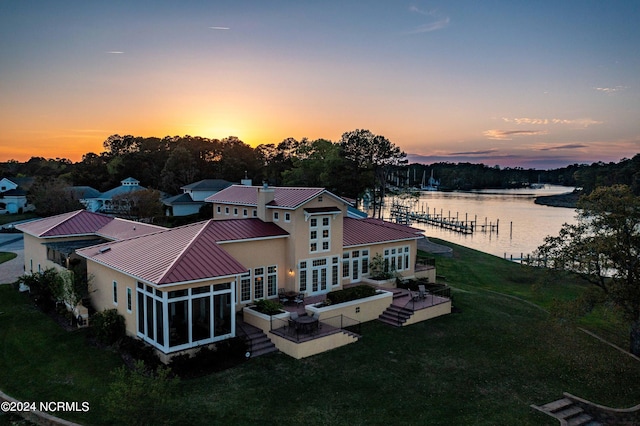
[0,233,25,285]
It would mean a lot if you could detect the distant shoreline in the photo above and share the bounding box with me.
[534,191,580,208]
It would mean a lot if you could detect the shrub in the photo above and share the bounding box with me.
[327,285,377,305]
[169,338,247,378]
[252,299,284,315]
[120,336,161,370]
[104,360,181,425]
[91,309,126,345]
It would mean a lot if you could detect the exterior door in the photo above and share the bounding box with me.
[352,259,360,283]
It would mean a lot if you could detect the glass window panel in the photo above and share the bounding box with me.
[214,294,232,336]
[169,300,189,347]
[146,295,154,340]
[156,299,164,345]
[192,296,211,342]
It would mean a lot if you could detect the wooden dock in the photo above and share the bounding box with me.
[390,203,499,235]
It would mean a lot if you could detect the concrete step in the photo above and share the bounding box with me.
[540,398,573,412]
[567,413,598,426]
[556,405,584,419]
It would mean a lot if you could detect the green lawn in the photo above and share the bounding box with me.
[0,213,38,227]
[0,253,17,264]
[1,240,639,425]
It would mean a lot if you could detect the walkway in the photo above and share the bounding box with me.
[0,234,24,285]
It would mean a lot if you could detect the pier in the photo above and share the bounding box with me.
[390,202,499,235]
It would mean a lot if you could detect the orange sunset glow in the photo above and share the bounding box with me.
[1,1,638,169]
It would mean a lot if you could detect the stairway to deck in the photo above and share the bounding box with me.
[378,290,413,326]
[236,317,278,358]
[532,397,601,426]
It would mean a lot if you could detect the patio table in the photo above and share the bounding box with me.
[293,315,318,334]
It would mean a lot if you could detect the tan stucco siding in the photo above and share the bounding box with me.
[87,261,139,336]
[22,234,100,275]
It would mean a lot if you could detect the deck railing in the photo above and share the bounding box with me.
[400,287,452,323]
[269,314,361,343]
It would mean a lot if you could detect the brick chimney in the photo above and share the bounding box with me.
[256,183,274,221]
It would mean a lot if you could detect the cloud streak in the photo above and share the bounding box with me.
[407,7,449,34]
[501,117,602,127]
[595,86,626,93]
[538,144,588,151]
[483,129,547,140]
[209,26,230,30]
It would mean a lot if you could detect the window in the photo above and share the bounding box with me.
[332,257,339,286]
[217,206,221,214]
[254,267,264,299]
[299,261,307,292]
[362,249,369,275]
[127,287,132,312]
[240,274,251,302]
[309,215,331,253]
[285,212,291,222]
[383,245,410,272]
[225,207,229,215]
[273,212,279,221]
[252,210,257,217]
[243,209,248,217]
[113,281,118,305]
[267,266,277,297]
[233,208,238,216]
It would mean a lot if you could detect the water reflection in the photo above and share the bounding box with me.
[378,185,578,260]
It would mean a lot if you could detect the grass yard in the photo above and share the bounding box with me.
[1,240,639,425]
[0,253,16,264]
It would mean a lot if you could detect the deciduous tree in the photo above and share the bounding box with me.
[533,185,640,355]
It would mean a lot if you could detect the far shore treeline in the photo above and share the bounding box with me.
[2,133,639,201]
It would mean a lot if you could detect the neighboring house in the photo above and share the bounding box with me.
[162,179,233,217]
[18,184,446,361]
[0,177,31,214]
[81,177,148,213]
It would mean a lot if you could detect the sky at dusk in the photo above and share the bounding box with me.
[1,1,639,169]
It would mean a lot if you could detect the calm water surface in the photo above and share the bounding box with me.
[378,185,577,260]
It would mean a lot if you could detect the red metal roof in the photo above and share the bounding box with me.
[16,210,114,237]
[343,217,423,247]
[77,219,289,285]
[16,209,165,240]
[206,185,350,209]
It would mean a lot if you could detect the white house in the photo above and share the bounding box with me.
[162,179,233,217]
[0,177,30,214]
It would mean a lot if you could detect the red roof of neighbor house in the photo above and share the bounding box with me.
[16,210,114,237]
[206,185,351,209]
[15,210,165,240]
[343,217,423,247]
[77,219,289,285]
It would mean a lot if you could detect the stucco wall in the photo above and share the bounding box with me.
[86,261,138,335]
[306,290,393,323]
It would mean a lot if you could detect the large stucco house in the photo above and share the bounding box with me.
[17,185,448,360]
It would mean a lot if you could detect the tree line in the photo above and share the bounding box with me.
[2,132,640,207]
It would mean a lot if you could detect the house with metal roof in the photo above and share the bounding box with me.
[81,177,150,214]
[18,184,447,361]
[162,179,233,217]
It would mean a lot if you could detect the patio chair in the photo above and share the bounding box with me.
[418,285,428,300]
[278,288,288,304]
[294,292,305,306]
[288,311,299,333]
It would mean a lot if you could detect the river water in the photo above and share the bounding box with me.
[377,185,578,260]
